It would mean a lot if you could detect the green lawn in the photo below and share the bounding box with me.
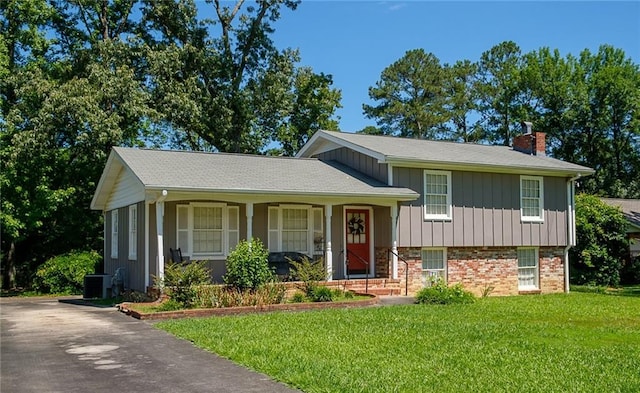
[156,293,640,392]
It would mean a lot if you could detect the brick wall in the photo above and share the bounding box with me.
[395,246,565,296]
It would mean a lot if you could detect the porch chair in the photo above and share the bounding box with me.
[169,247,184,263]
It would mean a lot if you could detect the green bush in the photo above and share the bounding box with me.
[33,250,101,294]
[571,194,629,287]
[290,291,306,303]
[193,283,286,308]
[415,278,475,305]
[310,285,334,302]
[289,256,326,297]
[224,239,274,291]
[156,260,211,308]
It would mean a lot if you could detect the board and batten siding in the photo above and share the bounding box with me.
[315,147,388,184]
[395,168,568,248]
[104,202,146,292]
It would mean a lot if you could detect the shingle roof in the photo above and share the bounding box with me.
[601,198,640,231]
[300,130,594,176]
[112,147,418,199]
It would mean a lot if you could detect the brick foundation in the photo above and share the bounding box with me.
[394,246,565,296]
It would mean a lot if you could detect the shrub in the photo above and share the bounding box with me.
[289,256,326,297]
[157,298,183,312]
[290,292,306,303]
[415,278,475,305]
[224,239,274,291]
[310,285,334,302]
[192,283,286,308]
[33,250,101,294]
[156,260,211,308]
[571,194,629,287]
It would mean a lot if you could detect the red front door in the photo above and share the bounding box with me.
[345,209,370,276]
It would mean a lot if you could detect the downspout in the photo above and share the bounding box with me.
[155,190,168,282]
[564,174,580,293]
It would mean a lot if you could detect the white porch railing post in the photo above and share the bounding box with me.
[325,204,333,281]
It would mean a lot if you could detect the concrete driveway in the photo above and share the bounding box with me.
[0,296,301,393]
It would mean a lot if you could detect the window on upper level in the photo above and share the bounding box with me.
[520,176,544,222]
[423,170,452,221]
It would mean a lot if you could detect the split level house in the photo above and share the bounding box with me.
[90,125,594,296]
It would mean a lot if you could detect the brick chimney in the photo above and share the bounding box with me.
[513,121,546,156]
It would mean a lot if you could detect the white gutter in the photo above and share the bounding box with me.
[155,190,168,282]
[564,174,581,293]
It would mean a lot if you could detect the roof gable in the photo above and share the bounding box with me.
[298,130,595,177]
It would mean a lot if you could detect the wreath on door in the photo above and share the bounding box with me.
[348,215,365,235]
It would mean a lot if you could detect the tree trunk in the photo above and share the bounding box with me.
[3,241,17,290]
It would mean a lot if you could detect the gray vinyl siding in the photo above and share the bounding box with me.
[104,203,146,292]
[315,147,388,183]
[395,168,568,248]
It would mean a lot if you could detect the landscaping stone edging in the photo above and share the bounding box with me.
[118,293,379,320]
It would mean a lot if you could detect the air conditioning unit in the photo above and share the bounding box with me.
[83,274,111,299]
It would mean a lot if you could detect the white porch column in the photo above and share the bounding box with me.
[325,204,333,281]
[155,190,168,280]
[246,202,254,241]
[391,204,399,279]
[144,201,150,289]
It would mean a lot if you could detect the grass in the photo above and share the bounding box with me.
[156,293,640,392]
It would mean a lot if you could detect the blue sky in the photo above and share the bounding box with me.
[263,1,640,132]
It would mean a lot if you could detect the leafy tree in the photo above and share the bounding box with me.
[475,41,528,145]
[142,0,340,154]
[570,194,629,286]
[363,49,448,139]
[443,59,482,142]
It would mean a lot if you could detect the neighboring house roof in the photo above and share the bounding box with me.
[297,130,595,177]
[91,147,419,210]
[601,198,640,233]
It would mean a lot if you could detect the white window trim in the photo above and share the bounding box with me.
[520,175,544,222]
[421,247,447,284]
[268,204,320,256]
[517,247,539,290]
[111,210,118,259]
[423,170,452,221]
[176,203,239,260]
[128,204,137,260]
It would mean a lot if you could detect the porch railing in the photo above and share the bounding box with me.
[388,248,409,296]
[342,249,370,294]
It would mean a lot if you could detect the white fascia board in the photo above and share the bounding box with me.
[145,188,419,205]
[90,152,120,211]
[297,130,386,162]
[383,158,595,177]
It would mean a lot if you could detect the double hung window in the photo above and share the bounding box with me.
[268,205,323,255]
[424,170,452,220]
[421,248,447,285]
[520,176,544,222]
[517,247,539,289]
[176,203,239,258]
